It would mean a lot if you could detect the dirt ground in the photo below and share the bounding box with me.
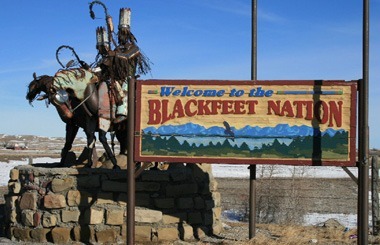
[217,177,358,216]
[0,134,379,244]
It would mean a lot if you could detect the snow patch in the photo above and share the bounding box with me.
[303,212,362,228]
[212,164,358,179]
[0,157,59,186]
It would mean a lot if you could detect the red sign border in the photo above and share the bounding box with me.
[134,79,357,166]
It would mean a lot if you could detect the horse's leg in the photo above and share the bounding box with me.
[115,120,142,171]
[110,131,116,154]
[60,122,79,166]
[115,122,128,155]
[84,119,97,168]
[99,130,120,170]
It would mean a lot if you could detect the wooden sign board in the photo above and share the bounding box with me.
[135,80,357,166]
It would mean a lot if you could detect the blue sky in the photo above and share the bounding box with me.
[0,0,379,148]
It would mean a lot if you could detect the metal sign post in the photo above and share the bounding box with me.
[358,0,370,243]
[248,1,370,244]
[127,77,136,245]
[249,0,258,239]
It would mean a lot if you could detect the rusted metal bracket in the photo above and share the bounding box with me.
[134,162,155,178]
[342,166,358,185]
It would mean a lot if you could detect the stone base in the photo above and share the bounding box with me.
[4,163,221,243]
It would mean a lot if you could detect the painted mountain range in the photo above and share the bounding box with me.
[143,123,346,138]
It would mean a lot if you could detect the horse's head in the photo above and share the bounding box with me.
[26,72,75,121]
[26,73,54,105]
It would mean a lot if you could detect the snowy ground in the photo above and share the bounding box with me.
[0,157,58,186]
[211,164,358,179]
[212,164,361,228]
[303,213,361,228]
[0,158,358,186]
[1,157,361,228]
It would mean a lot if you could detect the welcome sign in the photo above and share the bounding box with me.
[135,80,357,166]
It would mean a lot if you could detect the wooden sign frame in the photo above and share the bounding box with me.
[135,79,357,166]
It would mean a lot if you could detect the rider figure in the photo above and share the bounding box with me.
[95,8,147,124]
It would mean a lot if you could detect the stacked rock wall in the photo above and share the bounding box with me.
[4,163,221,243]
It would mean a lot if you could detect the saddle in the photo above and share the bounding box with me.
[86,79,127,131]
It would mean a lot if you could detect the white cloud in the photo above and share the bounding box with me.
[0,58,58,75]
[258,9,288,24]
[193,0,251,18]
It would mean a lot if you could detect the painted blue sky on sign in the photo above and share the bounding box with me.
[143,123,346,138]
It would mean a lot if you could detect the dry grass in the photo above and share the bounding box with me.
[181,221,371,245]
[239,224,358,245]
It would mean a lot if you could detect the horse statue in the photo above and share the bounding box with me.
[26,68,129,169]
[26,1,151,169]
